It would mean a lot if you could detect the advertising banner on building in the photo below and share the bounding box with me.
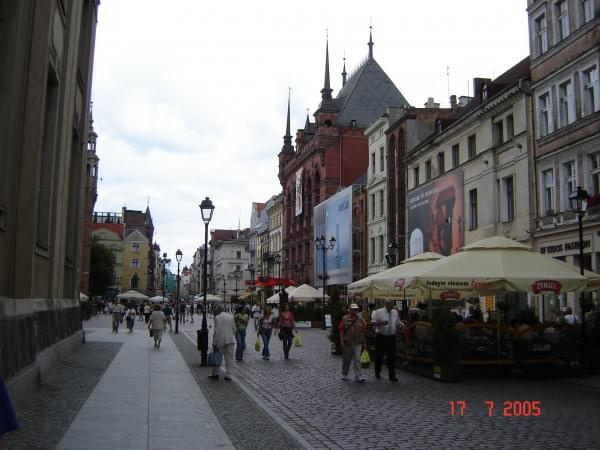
[407,171,464,257]
[295,168,303,216]
[314,186,352,285]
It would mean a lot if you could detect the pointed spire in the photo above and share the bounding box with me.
[321,32,333,101]
[304,109,311,132]
[368,23,374,59]
[285,88,291,138]
[342,52,347,87]
[280,90,294,155]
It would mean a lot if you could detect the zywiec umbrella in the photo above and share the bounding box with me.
[116,290,149,300]
[348,252,443,300]
[289,284,329,303]
[410,236,589,298]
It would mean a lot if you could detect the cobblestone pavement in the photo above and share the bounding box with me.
[4,341,121,450]
[211,327,600,450]
[171,332,305,450]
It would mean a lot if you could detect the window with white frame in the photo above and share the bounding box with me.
[425,160,432,181]
[506,114,515,139]
[590,152,600,194]
[452,144,459,168]
[538,92,552,136]
[379,147,384,173]
[579,0,594,25]
[370,237,375,264]
[469,189,478,230]
[371,152,376,174]
[535,12,548,55]
[542,168,555,214]
[556,0,570,42]
[563,160,577,210]
[379,236,384,263]
[379,190,384,218]
[131,243,140,253]
[558,79,575,127]
[468,134,476,159]
[370,194,375,220]
[503,176,515,222]
[438,152,445,175]
[132,258,140,268]
[582,66,599,116]
[413,167,420,187]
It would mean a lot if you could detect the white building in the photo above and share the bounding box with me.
[211,229,250,301]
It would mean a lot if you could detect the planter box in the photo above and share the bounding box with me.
[433,364,462,382]
[296,321,312,328]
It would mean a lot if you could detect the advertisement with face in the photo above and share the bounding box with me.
[314,186,352,285]
[407,171,464,257]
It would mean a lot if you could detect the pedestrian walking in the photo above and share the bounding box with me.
[148,304,166,348]
[126,305,136,333]
[339,303,367,383]
[189,303,194,324]
[234,306,249,361]
[144,303,152,323]
[277,303,296,359]
[111,302,122,333]
[371,299,402,382]
[0,375,20,449]
[209,304,236,380]
[162,303,173,331]
[180,302,186,323]
[257,306,274,360]
[251,304,261,330]
[271,305,279,327]
[137,303,144,321]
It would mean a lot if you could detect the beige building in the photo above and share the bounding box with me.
[0,0,100,407]
[121,230,150,292]
[91,222,124,293]
[267,193,283,277]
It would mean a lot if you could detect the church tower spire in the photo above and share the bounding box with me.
[342,53,347,87]
[368,25,374,59]
[321,33,333,101]
[280,89,294,155]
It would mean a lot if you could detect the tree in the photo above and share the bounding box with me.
[89,237,115,296]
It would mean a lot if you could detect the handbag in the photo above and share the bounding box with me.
[360,349,371,368]
[254,337,261,352]
[149,328,154,338]
[207,351,223,367]
[293,334,302,347]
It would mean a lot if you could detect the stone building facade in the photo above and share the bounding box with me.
[278,31,409,286]
[0,0,100,407]
[210,229,250,301]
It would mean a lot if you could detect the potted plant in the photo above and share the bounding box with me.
[431,307,462,382]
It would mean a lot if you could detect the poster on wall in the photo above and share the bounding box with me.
[313,186,352,285]
[407,171,464,257]
[295,168,303,216]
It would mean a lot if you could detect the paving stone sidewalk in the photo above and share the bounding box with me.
[3,341,122,450]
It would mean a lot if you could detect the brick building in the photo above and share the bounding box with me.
[278,30,409,286]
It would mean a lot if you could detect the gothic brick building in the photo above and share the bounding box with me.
[278,30,409,286]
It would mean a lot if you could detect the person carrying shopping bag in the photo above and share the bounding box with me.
[208,304,237,380]
[339,303,368,383]
[234,306,249,361]
[277,303,297,359]
[257,306,273,360]
[148,304,166,348]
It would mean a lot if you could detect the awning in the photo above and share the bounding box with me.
[238,290,253,300]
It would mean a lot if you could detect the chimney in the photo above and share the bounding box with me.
[424,97,440,108]
[473,77,491,98]
[450,95,457,108]
[458,96,472,107]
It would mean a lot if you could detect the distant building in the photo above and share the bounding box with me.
[278,30,409,286]
[91,214,125,293]
[210,229,250,301]
[121,229,150,292]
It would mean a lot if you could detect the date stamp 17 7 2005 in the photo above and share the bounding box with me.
[449,400,542,417]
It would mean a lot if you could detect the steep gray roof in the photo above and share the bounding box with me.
[336,57,409,127]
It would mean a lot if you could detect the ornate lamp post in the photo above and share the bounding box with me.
[232,268,243,301]
[246,263,255,304]
[569,186,590,374]
[174,249,182,334]
[161,253,169,302]
[315,235,336,330]
[387,241,399,267]
[198,197,214,366]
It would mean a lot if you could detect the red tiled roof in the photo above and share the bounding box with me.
[91,222,124,239]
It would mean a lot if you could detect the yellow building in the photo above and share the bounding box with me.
[121,230,150,292]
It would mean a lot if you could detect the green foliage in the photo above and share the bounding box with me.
[89,237,115,296]
[431,307,461,364]
[516,306,539,326]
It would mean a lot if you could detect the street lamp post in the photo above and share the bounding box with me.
[161,253,169,303]
[222,277,226,301]
[569,186,590,375]
[246,263,255,305]
[175,249,182,334]
[233,268,243,301]
[199,197,214,367]
[387,241,399,267]
[315,235,336,330]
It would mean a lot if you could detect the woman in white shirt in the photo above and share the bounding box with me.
[148,305,166,348]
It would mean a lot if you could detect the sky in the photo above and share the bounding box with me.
[91,0,530,267]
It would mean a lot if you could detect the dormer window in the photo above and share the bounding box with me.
[482,84,488,100]
[436,119,442,133]
[324,119,332,127]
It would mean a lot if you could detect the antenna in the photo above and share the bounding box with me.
[446,66,450,100]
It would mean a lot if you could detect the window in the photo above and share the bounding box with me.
[438,152,445,175]
[468,134,476,159]
[132,259,140,268]
[563,160,577,210]
[506,114,514,139]
[379,236,384,263]
[370,238,375,264]
[538,92,552,136]
[590,152,600,194]
[370,194,375,220]
[469,189,478,230]
[535,13,548,54]
[425,160,432,181]
[371,153,376,174]
[503,176,514,222]
[542,168,555,214]
[558,79,574,127]
[582,66,599,116]
[379,147,384,172]
[413,167,420,187]
[452,144,459,167]
[132,243,140,253]
[580,0,594,25]
[493,120,504,145]
[236,250,241,259]
[556,0,570,42]
[379,190,384,218]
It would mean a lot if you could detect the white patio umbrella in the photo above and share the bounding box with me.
[149,295,165,303]
[347,252,444,299]
[285,286,297,294]
[116,290,149,300]
[266,292,281,304]
[289,284,328,302]
[410,236,589,298]
[195,294,224,303]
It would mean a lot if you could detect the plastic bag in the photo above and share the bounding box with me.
[293,334,302,347]
[360,349,370,368]
[255,337,261,352]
